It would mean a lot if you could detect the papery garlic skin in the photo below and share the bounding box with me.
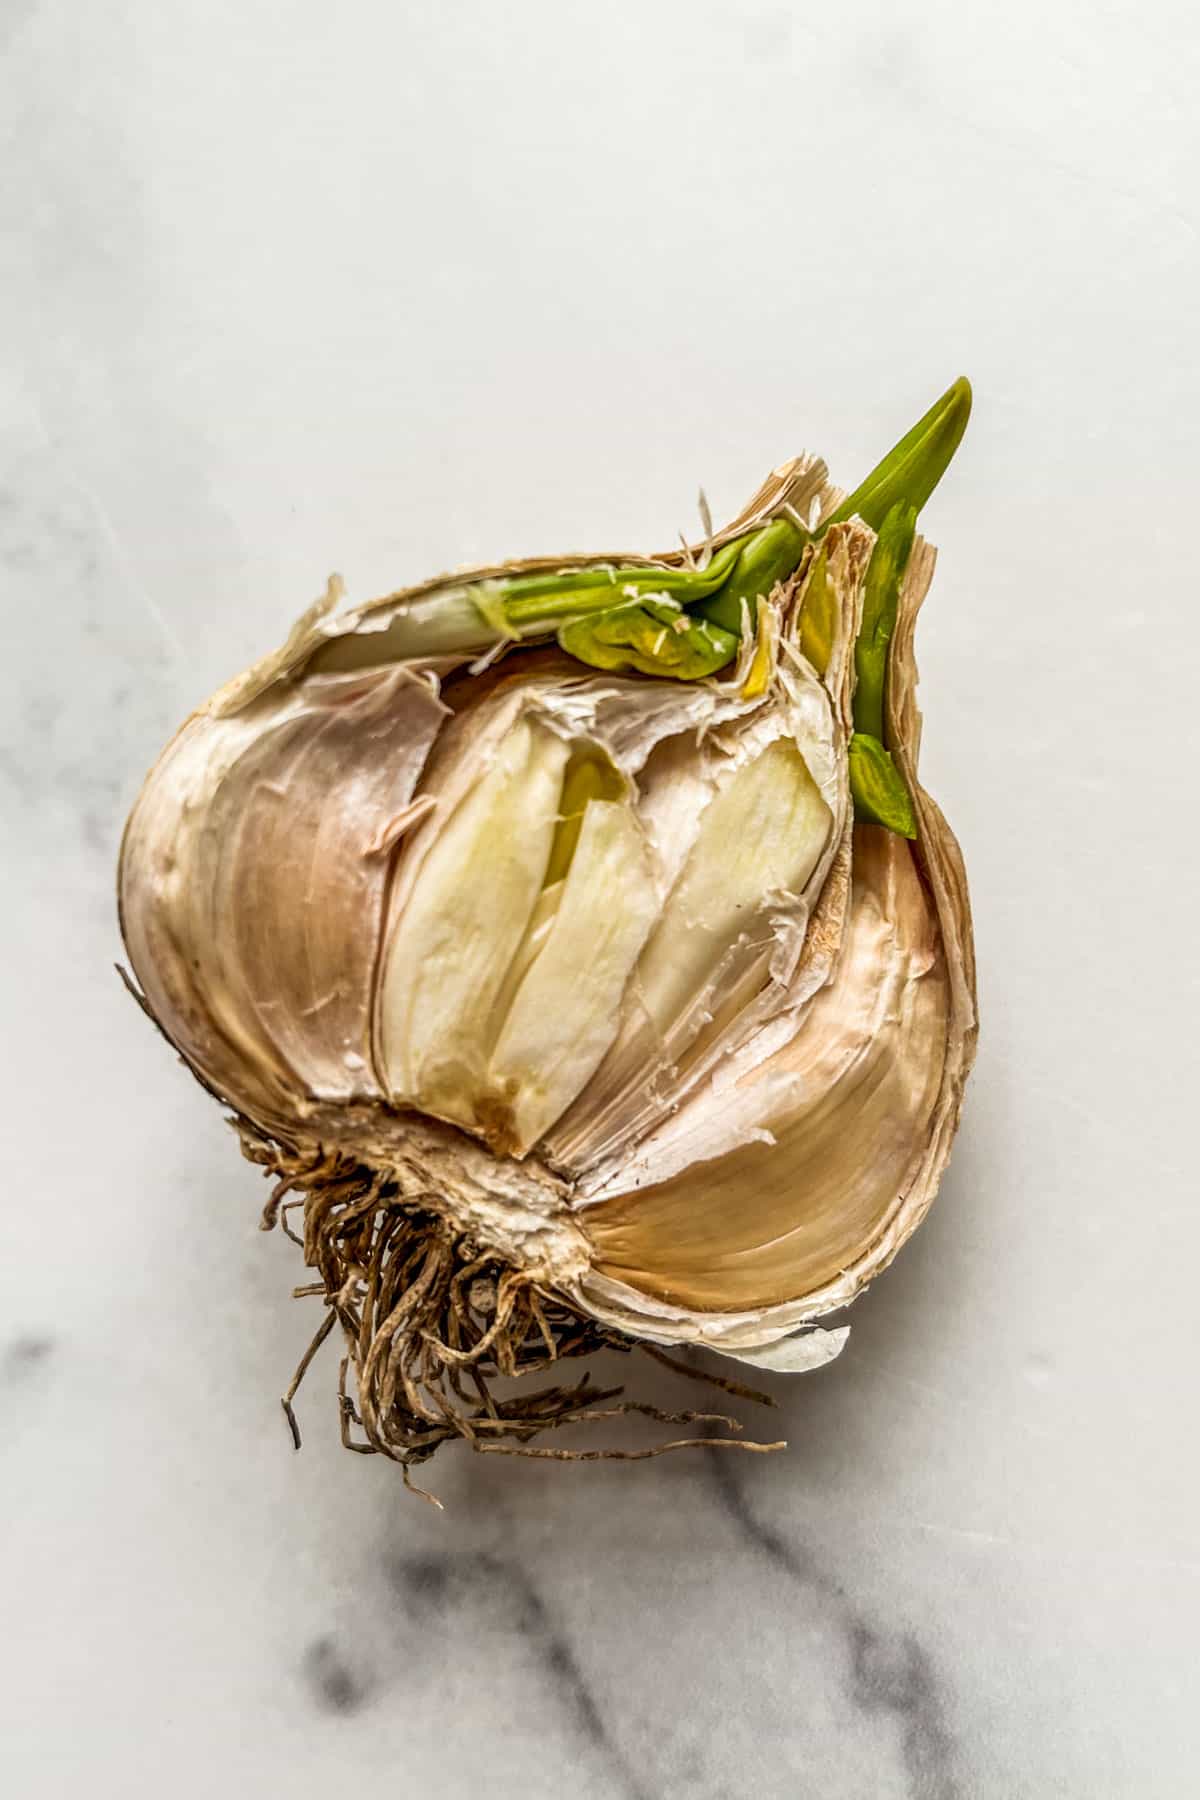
[119,664,447,1129]
[581,824,948,1312]
[575,538,976,1355]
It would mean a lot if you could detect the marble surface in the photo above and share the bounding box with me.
[2,4,1198,1795]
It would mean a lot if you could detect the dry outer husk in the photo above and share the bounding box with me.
[118,456,976,1484]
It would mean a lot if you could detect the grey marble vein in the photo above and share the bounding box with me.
[2,1334,56,1378]
[301,1636,371,1717]
[390,1550,654,1800]
[706,1448,961,1800]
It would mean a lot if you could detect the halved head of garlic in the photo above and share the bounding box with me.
[118,388,976,1482]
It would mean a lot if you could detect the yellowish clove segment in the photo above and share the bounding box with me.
[378,717,571,1135]
[546,733,835,1172]
[377,715,661,1156]
[488,797,657,1152]
[634,737,831,1039]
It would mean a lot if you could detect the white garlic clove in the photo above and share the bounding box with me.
[378,716,569,1134]
[488,794,658,1153]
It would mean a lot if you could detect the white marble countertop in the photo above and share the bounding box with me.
[3,4,1198,1795]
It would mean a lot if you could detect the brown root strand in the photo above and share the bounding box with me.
[473,1436,788,1463]
[238,1124,785,1494]
[639,1341,777,1409]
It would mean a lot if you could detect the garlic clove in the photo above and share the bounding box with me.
[632,733,832,1041]
[378,716,569,1133]
[488,795,658,1153]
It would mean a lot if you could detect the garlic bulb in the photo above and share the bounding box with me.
[119,381,977,1485]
